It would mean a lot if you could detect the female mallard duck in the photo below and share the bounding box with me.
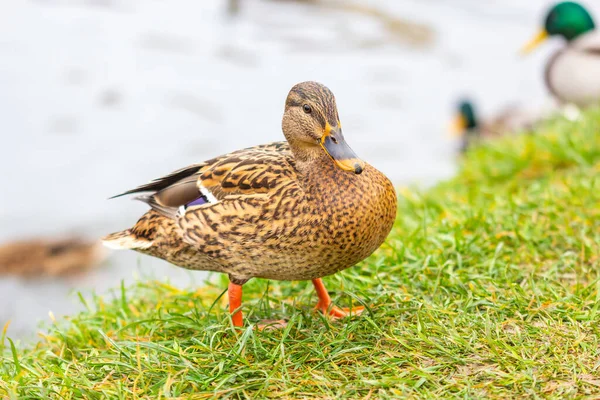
[523,1,600,107]
[0,238,105,278]
[451,100,542,153]
[104,81,397,327]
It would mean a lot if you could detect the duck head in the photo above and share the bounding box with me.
[282,81,365,175]
[522,1,595,53]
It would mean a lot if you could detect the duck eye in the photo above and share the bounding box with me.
[303,104,312,114]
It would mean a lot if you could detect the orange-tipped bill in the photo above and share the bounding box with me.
[320,127,365,174]
[521,30,548,54]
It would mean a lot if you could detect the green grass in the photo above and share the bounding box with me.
[1,109,600,399]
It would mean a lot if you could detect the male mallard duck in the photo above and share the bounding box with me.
[0,238,105,278]
[451,100,541,153]
[104,81,397,327]
[523,1,600,107]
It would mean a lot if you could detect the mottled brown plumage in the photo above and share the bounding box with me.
[104,81,397,327]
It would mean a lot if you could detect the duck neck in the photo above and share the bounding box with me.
[294,148,330,176]
[295,152,355,197]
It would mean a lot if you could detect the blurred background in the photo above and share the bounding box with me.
[0,0,575,338]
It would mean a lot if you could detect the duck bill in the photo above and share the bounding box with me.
[521,30,548,54]
[449,115,467,138]
[320,128,365,174]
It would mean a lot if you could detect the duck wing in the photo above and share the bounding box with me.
[111,142,298,218]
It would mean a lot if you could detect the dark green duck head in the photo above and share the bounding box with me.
[522,2,595,53]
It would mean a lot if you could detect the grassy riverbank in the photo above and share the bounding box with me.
[1,109,599,399]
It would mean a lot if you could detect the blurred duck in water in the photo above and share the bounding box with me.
[451,100,545,153]
[523,1,600,108]
[0,238,106,278]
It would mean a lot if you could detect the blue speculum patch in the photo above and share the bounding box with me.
[187,195,208,207]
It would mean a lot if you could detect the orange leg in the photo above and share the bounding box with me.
[312,278,364,318]
[228,282,243,327]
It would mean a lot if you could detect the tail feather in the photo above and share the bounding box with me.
[109,164,204,199]
[102,230,153,250]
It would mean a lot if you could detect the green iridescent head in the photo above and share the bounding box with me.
[523,2,595,52]
[546,2,595,40]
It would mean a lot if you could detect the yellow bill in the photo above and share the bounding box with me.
[521,30,548,54]
[449,114,467,138]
